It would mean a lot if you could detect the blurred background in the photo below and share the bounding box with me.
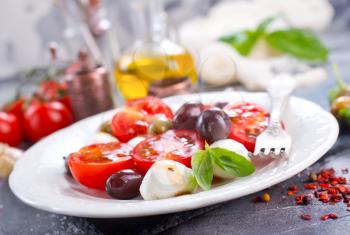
[0,0,349,128]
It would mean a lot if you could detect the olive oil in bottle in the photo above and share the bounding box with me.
[114,0,197,100]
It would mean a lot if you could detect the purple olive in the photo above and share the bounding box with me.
[173,101,205,130]
[196,108,231,144]
[106,170,143,199]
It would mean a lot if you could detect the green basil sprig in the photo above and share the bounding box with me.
[219,17,329,62]
[191,144,255,190]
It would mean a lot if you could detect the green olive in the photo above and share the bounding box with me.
[148,119,173,135]
[100,121,113,135]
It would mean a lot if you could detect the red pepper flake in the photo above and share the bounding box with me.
[338,177,347,184]
[327,187,338,195]
[289,185,298,192]
[287,191,294,196]
[318,192,329,202]
[321,214,329,221]
[337,185,348,194]
[328,213,338,219]
[319,184,330,190]
[304,183,317,190]
[295,195,304,205]
[301,214,312,220]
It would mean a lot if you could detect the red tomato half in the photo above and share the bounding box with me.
[132,130,204,173]
[24,101,73,142]
[0,112,22,147]
[126,96,173,119]
[68,142,134,190]
[224,102,269,152]
[111,108,149,142]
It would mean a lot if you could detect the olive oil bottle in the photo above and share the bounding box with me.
[114,0,197,100]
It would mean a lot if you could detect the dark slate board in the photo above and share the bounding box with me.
[1,0,350,234]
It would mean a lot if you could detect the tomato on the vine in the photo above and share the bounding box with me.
[68,142,134,190]
[111,108,149,142]
[3,97,25,119]
[23,100,73,142]
[224,102,269,152]
[131,130,204,173]
[36,80,73,113]
[0,111,22,147]
[126,96,173,119]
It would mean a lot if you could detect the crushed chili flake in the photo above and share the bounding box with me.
[301,214,312,220]
[328,213,338,219]
[304,183,317,190]
[289,185,298,192]
[290,168,350,221]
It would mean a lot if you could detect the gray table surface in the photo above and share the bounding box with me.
[1,1,350,235]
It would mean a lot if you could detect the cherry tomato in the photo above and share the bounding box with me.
[111,108,149,142]
[24,101,73,142]
[3,98,25,119]
[132,130,204,173]
[36,80,73,113]
[3,97,26,137]
[126,96,173,119]
[68,142,134,190]
[224,102,269,152]
[0,112,22,146]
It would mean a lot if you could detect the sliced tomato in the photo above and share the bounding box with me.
[224,102,269,152]
[111,108,149,142]
[68,142,134,190]
[131,130,204,173]
[126,96,173,119]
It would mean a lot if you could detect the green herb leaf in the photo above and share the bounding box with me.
[219,30,257,56]
[191,150,213,190]
[256,16,276,33]
[209,148,255,177]
[266,28,329,62]
[219,17,275,56]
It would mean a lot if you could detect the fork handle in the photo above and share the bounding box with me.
[269,96,286,128]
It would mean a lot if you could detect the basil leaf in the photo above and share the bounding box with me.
[209,148,255,177]
[219,30,257,56]
[219,17,275,56]
[266,29,329,62]
[256,16,276,33]
[191,150,213,190]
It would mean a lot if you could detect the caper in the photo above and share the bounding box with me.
[148,119,173,135]
[331,96,350,116]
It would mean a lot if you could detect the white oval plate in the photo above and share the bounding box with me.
[9,91,338,218]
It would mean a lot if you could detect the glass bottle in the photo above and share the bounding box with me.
[114,0,197,100]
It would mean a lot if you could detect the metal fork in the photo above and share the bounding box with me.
[254,74,296,157]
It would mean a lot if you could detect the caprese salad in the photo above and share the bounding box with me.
[65,96,270,200]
